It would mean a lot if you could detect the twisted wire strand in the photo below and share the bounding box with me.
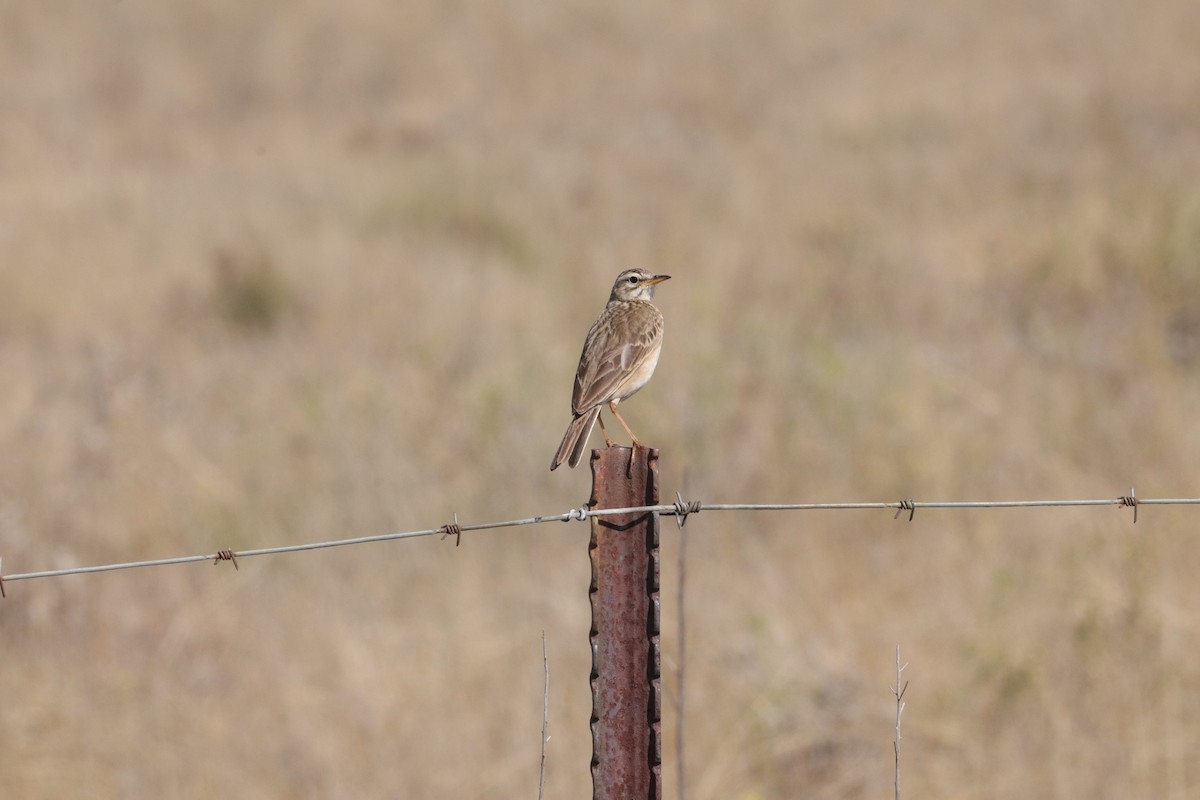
[3,494,1198,585]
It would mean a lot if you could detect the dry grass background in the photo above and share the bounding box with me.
[2,0,1200,797]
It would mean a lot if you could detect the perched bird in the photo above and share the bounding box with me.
[551,268,671,470]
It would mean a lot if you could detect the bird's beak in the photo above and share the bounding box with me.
[644,274,671,285]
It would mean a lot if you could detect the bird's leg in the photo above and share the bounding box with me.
[595,410,616,447]
[609,401,642,477]
[608,402,642,447]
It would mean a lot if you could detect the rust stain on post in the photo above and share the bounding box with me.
[589,446,662,800]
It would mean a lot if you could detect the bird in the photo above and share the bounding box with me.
[550,268,671,471]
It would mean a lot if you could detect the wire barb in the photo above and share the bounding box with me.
[894,499,916,522]
[440,513,463,547]
[1117,487,1138,523]
[673,491,702,528]
[211,549,239,570]
[566,506,590,522]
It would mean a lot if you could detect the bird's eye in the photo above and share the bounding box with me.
[628,275,639,284]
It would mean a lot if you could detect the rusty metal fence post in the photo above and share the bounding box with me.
[588,446,662,800]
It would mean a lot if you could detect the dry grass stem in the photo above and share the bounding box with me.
[894,647,909,800]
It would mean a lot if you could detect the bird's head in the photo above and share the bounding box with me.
[609,268,671,302]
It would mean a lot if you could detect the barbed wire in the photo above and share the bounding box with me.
[2,489,1197,593]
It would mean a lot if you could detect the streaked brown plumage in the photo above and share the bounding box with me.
[551,268,670,471]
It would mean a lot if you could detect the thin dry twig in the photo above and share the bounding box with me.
[539,630,549,800]
[676,510,689,800]
[893,646,909,800]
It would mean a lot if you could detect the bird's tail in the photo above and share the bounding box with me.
[550,407,601,471]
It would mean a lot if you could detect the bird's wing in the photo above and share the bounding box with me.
[572,302,663,414]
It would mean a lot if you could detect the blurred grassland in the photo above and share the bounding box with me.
[2,0,1200,797]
